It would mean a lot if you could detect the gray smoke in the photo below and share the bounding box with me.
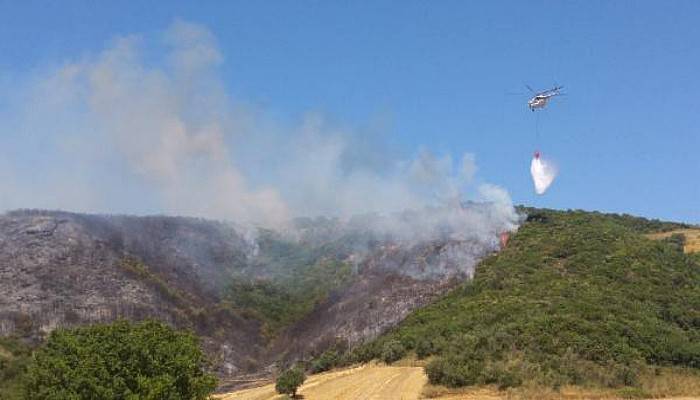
[287,196,521,279]
[0,21,521,249]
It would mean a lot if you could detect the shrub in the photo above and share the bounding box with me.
[425,357,476,387]
[664,233,686,251]
[23,320,216,400]
[415,339,434,359]
[311,349,340,373]
[482,362,523,389]
[275,367,306,398]
[0,337,32,400]
[380,339,407,364]
[617,386,650,399]
[347,343,379,364]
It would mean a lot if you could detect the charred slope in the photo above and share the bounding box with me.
[271,239,498,363]
[0,206,513,379]
[0,210,262,376]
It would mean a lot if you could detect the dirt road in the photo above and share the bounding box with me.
[215,364,426,400]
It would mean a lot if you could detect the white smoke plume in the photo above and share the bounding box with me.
[530,153,558,195]
[0,21,521,240]
[286,187,521,280]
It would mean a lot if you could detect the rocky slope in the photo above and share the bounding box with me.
[0,208,510,378]
[0,210,262,376]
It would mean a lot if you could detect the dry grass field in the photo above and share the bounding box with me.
[215,363,426,400]
[215,363,700,400]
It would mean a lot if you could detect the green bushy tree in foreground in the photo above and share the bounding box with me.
[23,320,217,400]
[275,367,305,398]
[0,337,32,400]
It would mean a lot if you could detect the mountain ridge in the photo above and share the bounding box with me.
[0,206,507,378]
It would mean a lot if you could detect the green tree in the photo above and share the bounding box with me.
[275,367,305,398]
[0,337,32,400]
[380,339,406,364]
[23,320,217,400]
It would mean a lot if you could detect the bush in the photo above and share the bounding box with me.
[311,349,340,373]
[380,340,407,364]
[0,337,32,400]
[483,363,523,389]
[617,386,650,399]
[23,320,217,400]
[415,339,434,359]
[425,357,475,387]
[275,367,306,398]
[662,233,686,252]
[346,343,379,364]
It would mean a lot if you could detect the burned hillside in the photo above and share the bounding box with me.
[0,203,519,378]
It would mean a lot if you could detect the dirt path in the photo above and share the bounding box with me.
[215,364,426,400]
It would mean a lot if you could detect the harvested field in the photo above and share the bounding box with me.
[216,363,700,400]
[215,364,426,400]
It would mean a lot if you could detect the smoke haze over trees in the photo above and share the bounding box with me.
[0,20,517,234]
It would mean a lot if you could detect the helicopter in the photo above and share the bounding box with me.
[526,85,564,111]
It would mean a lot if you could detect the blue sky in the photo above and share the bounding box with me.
[0,1,698,223]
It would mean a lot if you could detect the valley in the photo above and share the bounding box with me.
[0,205,506,379]
[3,207,700,399]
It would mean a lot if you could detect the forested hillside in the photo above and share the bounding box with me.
[361,209,700,390]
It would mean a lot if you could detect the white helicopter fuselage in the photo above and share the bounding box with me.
[526,86,563,111]
[528,96,549,110]
[528,92,560,111]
